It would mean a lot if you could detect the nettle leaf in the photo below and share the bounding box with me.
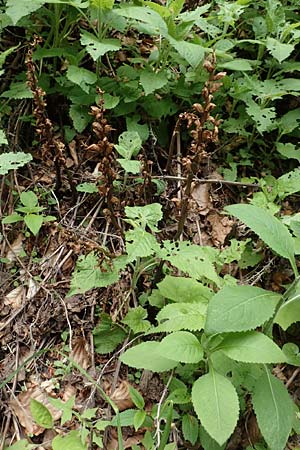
[115,6,168,36]
[80,31,121,60]
[6,0,44,25]
[160,241,221,286]
[126,229,160,258]
[252,367,294,450]
[157,331,203,363]
[274,278,300,330]
[115,131,142,159]
[0,129,8,145]
[218,58,253,71]
[76,182,98,193]
[168,36,205,68]
[20,191,38,207]
[157,275,212,303]
[279,108,300,134]
[276,143,300,161]
[140,69,169,96]
[30,398,53,429]
[2,213,23,224]
[68,252,128,296]
[0,152,32,175]
[182,414,199,445]
[69,104,91,132]
[52,430,87,450]
[154,302,207,332]
[120,341,178,372]
[5,440,34,450]
[66,66,97,93]
[192,370,239,445]
[217,331,286,364]
[122,306,151,333]
[199,425,226,450]
[277,168,300,200]
[205,285,281,334]
[266,37,294,63]
[24,214,44,235]
[225,204,297,274]
[125,203,162,231]
[1,82,33,99]
[117,158,141,174]
[93,314,126,354]
[246,100,276,133]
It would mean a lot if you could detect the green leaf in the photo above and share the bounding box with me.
[2,213,23,224]
[246,100,276,133]
[125,203,162,231]
[192,370,239,445]
[154,302,207,332]
[274,278,300,330]
[115,6,168,36]
[20,191,38,207]
[217,331,286,364]
[24,214,44,235]
[122,306,151,333]
[52,430,87,450]
[282,343,300,366]
[133,409,146,431]
[218,59,252,71]
[205,285,281,334]
[76,182,98,193]
[66,66,97,93]
[0,129,8,145]
[276,143,300,161]
[129,385,145,410]
[117,159,141,174]
[110,409,151,427]
[1,82,33,99]
[115,131,142,159]
[3,440,34,450]
[140,70,168,96]
[120,341,178,372]
[252,367,294,450]
[103,93,119,109]
[69,104,91,132]
[90,0,114,9]
[277,168,300,200]
[126,229,160,258]
[0,152,32,175]
[93,314,126,354]
[225,204,297,274]
[30,398,53,429]
[199,425,226,450]
[157,331,203,363]
[48,396,75,425]
[168,37,205,68]
[6,0,44,24]
[157,275,212,303]
[80,31,121,60]
[182,414,198,445]
[266,37,294,63]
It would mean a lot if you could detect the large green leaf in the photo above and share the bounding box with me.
[192,370,239,445]
[157,331,203,363]
[154,302,207,332]
[0,152,32,175]
[217,331,286,364]
[66,66,97,93]
[266,37,294,63]
[205,285,281,334]
[168,36,205,68]
[115,6,168,36]
[157,276,212,303]
[24,214,44,235]
[80,31,121,60]
[252,367,294,450]
[120,341,178,372]
[52,431,87,450]
[225,204,297,274]
[30,399,53,429]
[274,278,300,330]
[140,70,169,96]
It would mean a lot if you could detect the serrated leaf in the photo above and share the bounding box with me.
[30,398,53,429]
[80,31,121,60]
[0,152,32,175]
[24,214,44,235]
[117,159,141,174]
[276,143,300,161]
[93,317,126,354]
[155,302,207,332]
[266,37,294,63]
[20,191,38,207]
[69,104,91,132]
[246,100,276,133]
[125,203,162,231]
[122,306,151,333]
[225,204,296,274]
[1,82,33,99]
[277,168,300,200]
[2,213,23,224]
[126,229,160,258]
[4,440,34,450]
[157,331,203,363]
[6,0,44,24]
[192,370,239,445]
[120,341,178,372]
[157,275,212,303]
[218,331,286,363]
[252,367,294,450]
[0,129,8,145]
[218,59,252,71]
[205,285,281,334]
[199,425,226,450]
[52,430,87,450]
[66,66,97,93]
[76,182,98,193]
[182,414,198,445]
[140,70,168,96]
[115,131,142,159]
[48,396,75,425]
[115,6,168,35]
[274,278,300,330]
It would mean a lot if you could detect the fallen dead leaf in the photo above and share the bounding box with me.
[106,433,144,450]
[6,234,24,263]
[207,211,233,246]
[4,286,25,309]
[71,337,90,370]
[191,182,212,216]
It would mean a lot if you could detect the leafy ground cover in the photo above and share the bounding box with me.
[1,0,300,449]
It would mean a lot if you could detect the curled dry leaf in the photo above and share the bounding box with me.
[10,384,62,435]
[71,337,90,370]
[4,286,25,308]
[106,433,144,450]
[27,277,40,300]
[109,381,134,411]
[191,182,212,216]
[6,234,24,263]
[207,211,233,246]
